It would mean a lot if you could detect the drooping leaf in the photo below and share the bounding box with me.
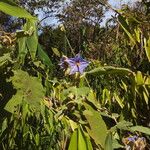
[136,71,144,85]
[25,19,38,59]
[78,128,88,150]
[105,132,113,150]
[68,129,78,150]
[37,44,53,68]
[143,91,149,104]
[83,103,107,148]
[68,128,93,150]
[144,37,150,62]
[110,121,133,132]
[85,66,133,76]
[83,131,93,150]
[4,70,45,113]
[17,19,38,63]
[130,126,150,135]
[114,93,124,109]
[17,37,27,64]
[0,0,36,19]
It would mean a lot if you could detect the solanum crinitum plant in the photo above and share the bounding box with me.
[0,0,150,149]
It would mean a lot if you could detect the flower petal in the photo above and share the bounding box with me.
[69,65,79,75]
[78,61,89,74]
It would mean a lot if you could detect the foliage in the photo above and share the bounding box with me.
[0,0,150,150]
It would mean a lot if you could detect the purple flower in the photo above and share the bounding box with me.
[59,54,89,75]
[59,56,68,69]
[127,136,138,142]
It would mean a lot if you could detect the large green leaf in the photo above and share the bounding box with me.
[61,86,91,101]
[4,70,45,113]
[68,128,93,150]
[83,103,107,148]
[85,66,133,76]
[17,37,27,64]
[37,44,53,68]
[110,121,133,132]
[17,19,38,62]
[25,19,38,59]
[68,129,78,150]
[0,0,36,19]
[130,126,150,135]
[78,128,88,150]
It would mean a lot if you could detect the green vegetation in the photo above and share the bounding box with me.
[0,0,150,149]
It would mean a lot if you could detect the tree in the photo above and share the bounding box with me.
[58,0,107,54]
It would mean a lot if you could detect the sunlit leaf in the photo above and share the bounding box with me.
[144,37,150,62]
[105,132,113,150]
[69,120,78,131]
[85,66,133,76]
[52,47,61,57]
[83,103,107,148]
[17,37,27,64]
[0,0,36,19]
[136,71,144,85]
[110,121,133,132]
[78,128,88,150]
[61,86,91,101]
[68,129,78,150]
[114,93,124,108]
[25,19,38,59]
[4,70,45,113]
[130,126,150,135]
[143,91,149,104]
[0,53,11,67]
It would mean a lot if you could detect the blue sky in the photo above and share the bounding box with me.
[36,0,139,27]
[102,0,140,25]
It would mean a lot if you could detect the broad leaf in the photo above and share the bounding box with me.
[130,126,150,135]
[61,86,91,101]
[5,70,45,113]
[85,66,133,76]
[0,0,36,19]
[83,103,107,148]
[17,19,38,62]
[68,128,93,150]
[110,121,133,132]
